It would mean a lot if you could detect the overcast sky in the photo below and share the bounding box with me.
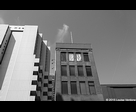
[0,10,136,84]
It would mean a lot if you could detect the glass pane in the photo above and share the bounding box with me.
[77,66,84,76]
[83,53,89,62]
[86,66,92,76]
[88,81,96,95]
[61,65,67,76]
[71,81,77,94]
[61,52,66,61]
[69,53,74,61]
[69,66,75,76]
[61,81,68,94]
[80,82,87,95]
[76,53,82,61]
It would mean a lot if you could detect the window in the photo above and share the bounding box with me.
[48,96,52,100]
[69,53,74,61]
[88,81,96,95]
[48,88,52,91]
[61,52,66,61]
[77,66,84,76]
[79,81,87,95]
[44,76,48,79]
[61,65,67,76]
[70,81,77,94]
[83,53,89,62]
[43,92,48,96]
[34,63,39,66]
[30,91,36,96]
[49,81,52,84]
[61,81,68,94]
[44,83,48,87]
[69,65,75,76]
[86,66,92,77]
[76,53,82,61]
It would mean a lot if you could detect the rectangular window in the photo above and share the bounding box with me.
[86,66,92,77]
[61,65,67,76]
[69,52,74,61]
[76,52,82,62]
[70,81,77,94]
[79,81,87,95]
[61,52,66,61]
[77,66,84,76]
[88,81,96,95]
[83,53,90,62]
[69,65,75,76]
[61,81,68,94]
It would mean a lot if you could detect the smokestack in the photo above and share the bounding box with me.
[70,32,73,43]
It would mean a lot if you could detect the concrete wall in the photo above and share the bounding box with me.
[0,25,39,101]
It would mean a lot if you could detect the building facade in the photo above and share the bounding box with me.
[0,24,50,101]
[101,84,136,101]
[55,43,104,101]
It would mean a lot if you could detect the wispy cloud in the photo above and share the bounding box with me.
[56,24,69,43]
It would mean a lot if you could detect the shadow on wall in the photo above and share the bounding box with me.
[56,93,95,101]
[0,34,16,89]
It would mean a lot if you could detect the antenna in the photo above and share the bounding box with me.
[70,32,73,43]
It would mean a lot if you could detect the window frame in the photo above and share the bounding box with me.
[60,52,67,62]
[69,65,75,76]
[61,81,68,95]
[83,52,90,62]
[86,66,93,77]
[77,65,84,77]
[61,65,67,76]
[70,81,78,95]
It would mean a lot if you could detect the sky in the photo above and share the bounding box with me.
[0,10,136,84]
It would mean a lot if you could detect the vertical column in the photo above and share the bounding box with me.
[55,49,61,94]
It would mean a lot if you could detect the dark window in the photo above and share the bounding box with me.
[77,66,84,76]
[69,65,75,76]
[30,91,36,96]
[83,53,89,62]
[48,88,52,91]
[44,76,48,79]
[79,81,87,95]
[35,96,41,101]
[43,92,48,96]
[34,63,39,66]
[49,81,52,84]
[33,71,38,75]
[61,81,68,94]
[48,96,52,100]
[71,81,77,94]
[61,52,66,61]
[88,81,96,95]
[31,80,37,85]
[44,83,48,87]
[61,65,67,76]
[36,86,41,91]
[86,66,92,77]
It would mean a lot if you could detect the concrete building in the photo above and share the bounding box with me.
[101,84,136,101]
[0,24,50,101]
[55,43,104,101]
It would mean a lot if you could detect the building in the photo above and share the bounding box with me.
[101,84,136,101]
[0,24,50,101]
[55,43,104,101]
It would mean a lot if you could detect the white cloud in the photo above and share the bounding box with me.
[56,24,69,43]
